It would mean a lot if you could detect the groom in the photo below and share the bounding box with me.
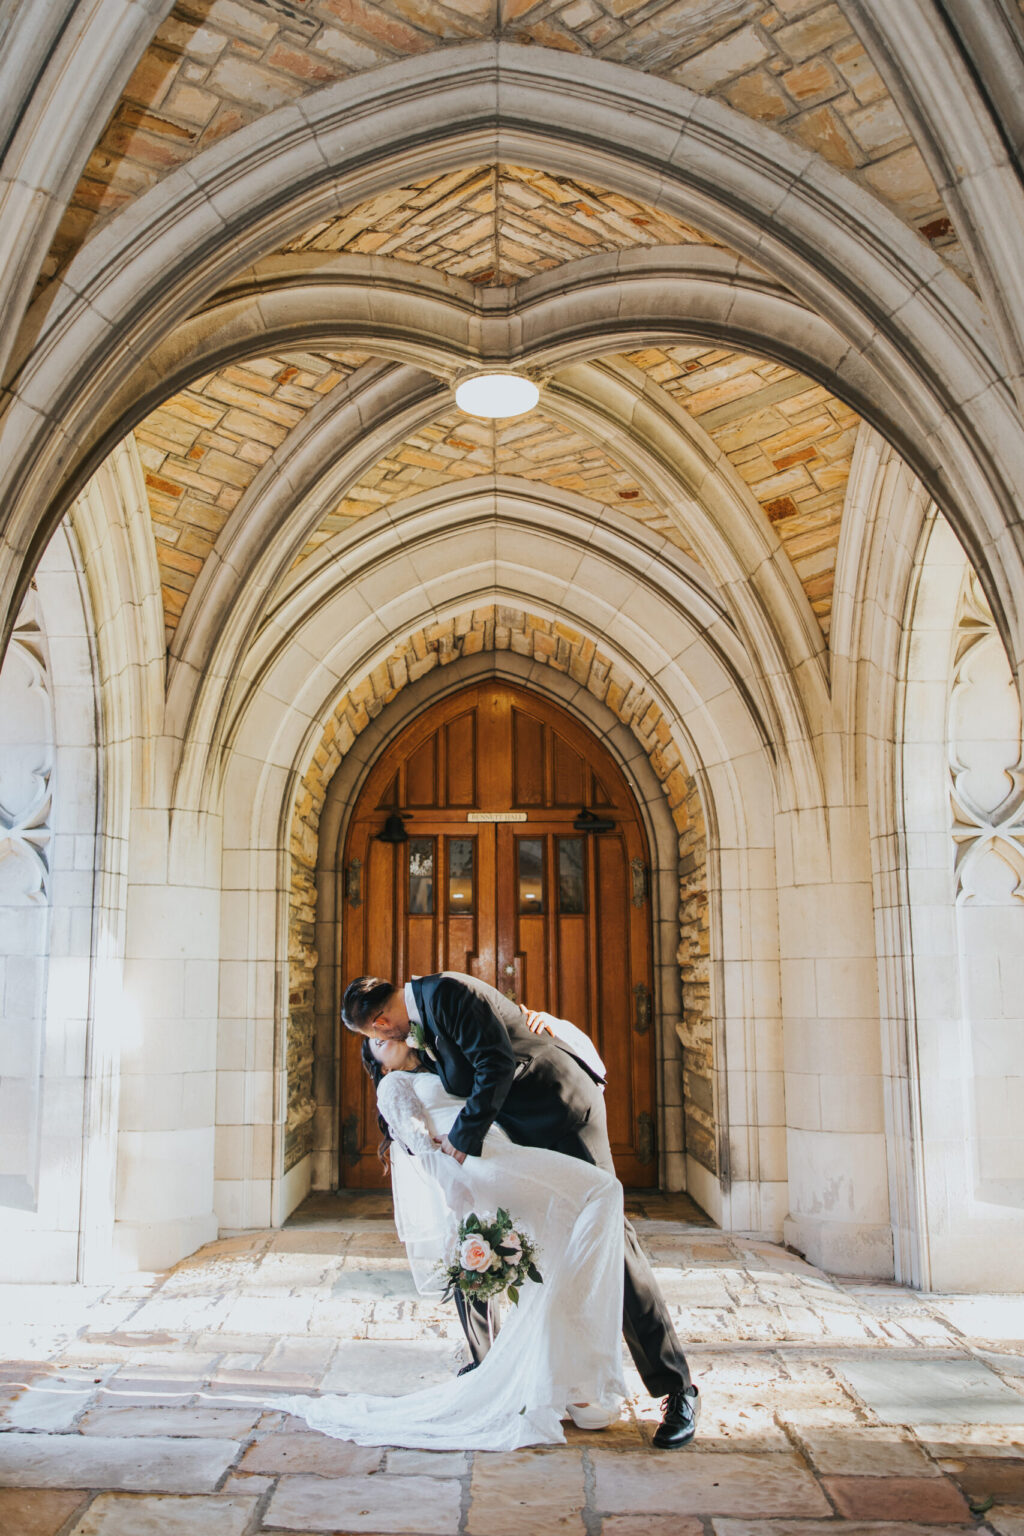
[342,969,699,1449]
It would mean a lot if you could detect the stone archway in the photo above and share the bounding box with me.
[210,483,781,1240]
[5,47,1023,689]
[286,606,713,1207]
[893,514,1024,1290]
[338,678,662,1187]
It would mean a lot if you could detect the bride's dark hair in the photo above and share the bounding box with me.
[360,1037,394,1171]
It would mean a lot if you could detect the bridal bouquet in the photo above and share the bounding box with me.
[440,1208,542,1305]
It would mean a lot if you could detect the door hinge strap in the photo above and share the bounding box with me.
[633,982,651,1035]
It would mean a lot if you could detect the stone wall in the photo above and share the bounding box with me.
[677,774,714,1172]
[285,604,712,1174]
[0,584,53,1213]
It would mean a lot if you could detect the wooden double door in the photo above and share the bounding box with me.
[339,682,657,1186]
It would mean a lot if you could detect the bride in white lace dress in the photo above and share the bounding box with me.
[276,1040,627,1451]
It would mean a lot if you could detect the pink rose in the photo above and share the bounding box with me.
[460,1234,493,1273]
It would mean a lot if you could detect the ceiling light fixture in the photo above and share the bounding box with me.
[455,372,539,419]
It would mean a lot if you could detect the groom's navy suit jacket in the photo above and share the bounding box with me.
[411,972,604,1158]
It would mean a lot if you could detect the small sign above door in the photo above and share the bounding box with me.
[466,811,528,823]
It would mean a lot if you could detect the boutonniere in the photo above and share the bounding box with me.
[407,1021,437,1061]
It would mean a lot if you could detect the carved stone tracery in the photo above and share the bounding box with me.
[0,591,53,905]
[949,572,1024,904]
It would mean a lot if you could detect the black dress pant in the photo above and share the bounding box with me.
[453,1096,692,1397]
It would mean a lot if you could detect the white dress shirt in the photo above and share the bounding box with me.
[403,977,604,1084]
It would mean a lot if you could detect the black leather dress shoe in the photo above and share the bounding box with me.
[652,1385,700,1448]
[456,1360,480,1377]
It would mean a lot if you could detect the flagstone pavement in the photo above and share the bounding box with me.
[1,1192,1023,1536]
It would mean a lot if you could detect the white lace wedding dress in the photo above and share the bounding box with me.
[276,1069,627,1451]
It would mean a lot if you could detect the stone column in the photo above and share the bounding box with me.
[114,806,221,1272]
[780,803,893,1278]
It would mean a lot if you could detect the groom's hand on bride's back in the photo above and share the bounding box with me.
[434,1134,468,1164]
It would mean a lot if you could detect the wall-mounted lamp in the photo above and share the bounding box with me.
[573,808,615,834]
[376,812,410,844]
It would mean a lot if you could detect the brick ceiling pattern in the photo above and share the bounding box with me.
[136,339,853,642]
[628,342,859,631]
[296,406,694,560]
[106,2,869,647]
[283,164,718,282]
[41,0,964,288]
[135,347,369,637]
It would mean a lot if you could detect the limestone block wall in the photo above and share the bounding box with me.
[0,533,101,1281]
[948,573,1024,1211]
[898,516,1024,1290]
[779,802,892,1279]
[67,442,221,1278]
[287,604,711,1181]
[677,773,714,1173]
[0,587,53,1216]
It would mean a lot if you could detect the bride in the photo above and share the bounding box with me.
[275,1034,628,1452]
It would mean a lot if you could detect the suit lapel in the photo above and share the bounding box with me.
[410,976,436,1042]
[411,976,445,1078]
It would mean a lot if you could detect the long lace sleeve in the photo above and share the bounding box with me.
[376,1073,451,1292]
[377,1071,436,1155]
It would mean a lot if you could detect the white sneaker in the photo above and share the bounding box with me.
[566,1402,614,1430]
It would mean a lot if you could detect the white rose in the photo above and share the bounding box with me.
[502,1231,523,1265]
[460,1234,493,1273]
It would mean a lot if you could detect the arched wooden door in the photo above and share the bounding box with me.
[339,682,657,1187]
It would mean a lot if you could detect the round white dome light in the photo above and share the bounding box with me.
[455,372,539,419]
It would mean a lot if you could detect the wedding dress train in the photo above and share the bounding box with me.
[276,1070,627,1451]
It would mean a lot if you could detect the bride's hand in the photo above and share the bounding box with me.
[434,1134,467,1164]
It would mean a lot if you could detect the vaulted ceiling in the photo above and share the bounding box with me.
[27,0,1010,689]
[281,165,720,281]
[296,405,691,562]
[135,348,371,630]
[2,0,1022,848]
[129,152,860,643]
[43,0,965,290]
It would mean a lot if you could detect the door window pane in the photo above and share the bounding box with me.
[448,838,475,914]
[517,837,545,914]
[558,837,585,913]
[408,838,434,914]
